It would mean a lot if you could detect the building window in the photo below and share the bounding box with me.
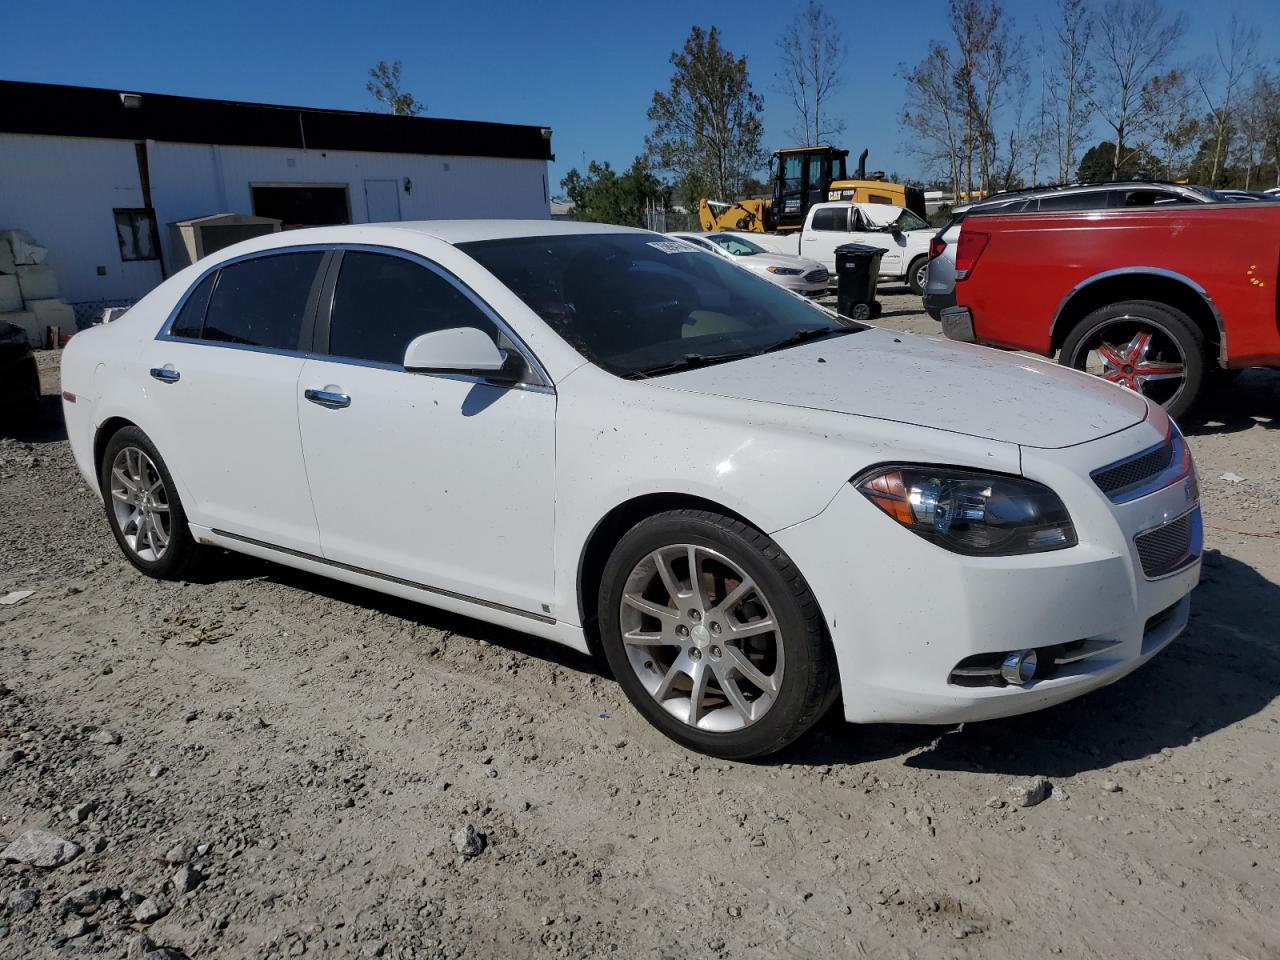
[114,208,161,261]
[251,185,352,229]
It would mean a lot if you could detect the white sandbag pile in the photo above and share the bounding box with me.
[0,229,75,346]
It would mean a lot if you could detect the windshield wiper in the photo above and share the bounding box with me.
[626,350,758,379]
[760,326,861,355]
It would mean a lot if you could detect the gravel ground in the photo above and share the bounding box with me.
[2,289,1278,960]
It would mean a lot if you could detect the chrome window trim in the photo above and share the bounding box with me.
[1091,426,1194,505]
[156,244,332,345]
[155,241,555,392]
[1048,266,1229,368]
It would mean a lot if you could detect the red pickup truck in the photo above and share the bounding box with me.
[942,203,1280,417]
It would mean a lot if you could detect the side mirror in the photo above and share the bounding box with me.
[403,327,516,380]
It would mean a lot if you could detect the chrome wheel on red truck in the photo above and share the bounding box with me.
[1059,299,1206,420]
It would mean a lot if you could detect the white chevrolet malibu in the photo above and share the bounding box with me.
[61,221,1203,759]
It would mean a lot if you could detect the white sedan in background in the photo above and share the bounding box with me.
[666,231,829,295]
[62,220,1201,759]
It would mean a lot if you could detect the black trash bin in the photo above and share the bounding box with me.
[835,243,883,321]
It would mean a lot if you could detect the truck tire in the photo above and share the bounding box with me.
[907,255,929,296]
[1059,300,1206,420]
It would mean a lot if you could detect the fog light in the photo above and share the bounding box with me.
[1000,649,1037,686]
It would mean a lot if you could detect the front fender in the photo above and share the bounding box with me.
[551,365,1019,625]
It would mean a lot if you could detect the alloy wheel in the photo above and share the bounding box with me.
[618,544,784,733]
[109,446,171,562]
[1077,318,1187,408]
[915,260,928,291]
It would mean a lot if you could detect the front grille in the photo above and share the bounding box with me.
[804,268,829,284]
[1134,509,1199,578]
[1092,439,1174,501]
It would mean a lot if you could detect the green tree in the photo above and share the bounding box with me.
[646,26,766,209]
[560,158,669,227]
[367,60,423,116]
[1076,140,1156,181]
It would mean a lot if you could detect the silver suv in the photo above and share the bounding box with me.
[923,182,1221,320]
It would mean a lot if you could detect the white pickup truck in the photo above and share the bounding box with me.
[727,202,935,295]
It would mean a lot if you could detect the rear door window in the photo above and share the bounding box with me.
[810,208,848,231]
[326,252,499,366]
[1034,191,1110,211]
[202,252,324,350]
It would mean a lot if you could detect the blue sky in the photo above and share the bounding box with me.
[7,0,1278,194]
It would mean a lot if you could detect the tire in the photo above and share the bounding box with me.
[598,509,838,760]
[907,255,929,296]
[99,426,203,580]
[1058,299,1206,420]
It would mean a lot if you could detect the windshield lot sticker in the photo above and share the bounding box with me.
[647,240,698,254]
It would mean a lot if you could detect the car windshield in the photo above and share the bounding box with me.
[705,234,764,256]
[893,209,930,231]
[459,232,856,378]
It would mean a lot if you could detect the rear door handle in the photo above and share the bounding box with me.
[149,367,180,383]
[304,388,351,410]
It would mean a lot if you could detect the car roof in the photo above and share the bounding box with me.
[971,181,1209,209]
[242,219,653,252]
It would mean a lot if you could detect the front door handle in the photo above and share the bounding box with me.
[304,388,351,410]
[149,367,181,383]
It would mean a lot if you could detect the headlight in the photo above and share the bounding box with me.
[766,266,803,275]
[854,465,1077,556]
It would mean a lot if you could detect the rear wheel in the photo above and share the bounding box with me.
[907,256,929,296]
[1059,300,1206,419]
[100,426,203,579]
[598,509,837,760]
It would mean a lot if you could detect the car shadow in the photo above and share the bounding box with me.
[194,545,1278,776]
[190,549,609,679]
[1180,367,1279,437]
[774,551,1280,775]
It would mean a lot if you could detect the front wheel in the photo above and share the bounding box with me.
[598,510,838,760]
[907,256,929,296]
[1058,300,1206,420]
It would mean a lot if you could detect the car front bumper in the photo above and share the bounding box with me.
[773,276,830,295]
[772,419,1201,725]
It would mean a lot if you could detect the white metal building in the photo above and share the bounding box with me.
[0,80,554,319]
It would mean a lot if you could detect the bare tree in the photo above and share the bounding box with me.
[1043,0,1094,183]
[949,0,1020,196]
[1141,70,1200,179]
[1258,72,1280,188]
[902,43,965,198]
[1195,13,1257,186]
[776,1,847,145]
[1024,84,1056,186]
[1235,70,1277,189]
[366,60,423,117]
[1091,0,1186,180]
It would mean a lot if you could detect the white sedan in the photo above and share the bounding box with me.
[61,220,1202,759]
[665,232,829,294]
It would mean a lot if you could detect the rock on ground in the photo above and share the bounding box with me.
[1,828,82,867]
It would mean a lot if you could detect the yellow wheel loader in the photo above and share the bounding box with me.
[698,146,924,234]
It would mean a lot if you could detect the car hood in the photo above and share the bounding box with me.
[654,328,1149,449]
[742,253,825,273]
